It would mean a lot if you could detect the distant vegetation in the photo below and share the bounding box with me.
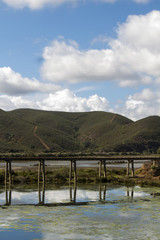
[0,108,160,154]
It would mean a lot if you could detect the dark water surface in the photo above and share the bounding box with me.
[0,184,160,240]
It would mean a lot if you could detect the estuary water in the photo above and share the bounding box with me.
[0,184,160,240]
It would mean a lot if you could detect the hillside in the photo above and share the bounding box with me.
[0,108,159,153]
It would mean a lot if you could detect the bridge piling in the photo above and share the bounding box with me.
[131,160,134,177]
[69,160,73,182]
[99,160,107,178]
[127,160,134,177]
[74,160,77,183]
[69,160,77,183]
[5,161,8,184]
[5,160,12,185]
[38,160,45,185]
[99,160,102,177]
[42,160,45,184]
[103,160,106,178]
[127,160,130,177]
[38,160,41,185]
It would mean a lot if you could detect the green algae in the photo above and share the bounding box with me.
[0,185,160,239]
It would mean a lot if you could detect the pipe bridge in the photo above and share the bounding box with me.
[1,155,160,185]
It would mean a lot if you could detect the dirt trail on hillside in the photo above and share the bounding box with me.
[33,126,50,151]
[110,114,116,124]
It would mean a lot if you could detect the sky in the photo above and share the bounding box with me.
[0,0,160,120]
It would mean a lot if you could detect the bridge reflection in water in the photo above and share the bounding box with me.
[1,155,159,206]
[3,183,136,207]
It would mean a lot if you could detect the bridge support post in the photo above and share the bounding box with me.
[69,160,77,183]
[99,160,102,178]
[127,160,134,177]
[103,160,106,178]
[69,160,73,182]
[5,161,8,184]
[5,161,12,185]
[131,160,134,177]
[153,160,156,167]
[127,160,130,177]
[38,160,45,204]
[38,160,41,185]
[99,160,107,178]
[73,160,77,183]
[38,160,45,185]
[42,160,45,184]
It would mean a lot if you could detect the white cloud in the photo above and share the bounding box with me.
[0,67,60,95]
[0,95,37,110]
[117,11,160,53]
[41,40,119,83]
[120,88,160,120]
[0,89,110,112]
[133,0,150,3]
[37,89,110,112]
[131,88,154,101]
[1,0,150,9]
[0,9,159,121]
[41,11,160,87]
[1,0,78,10]
[75,86,96,93]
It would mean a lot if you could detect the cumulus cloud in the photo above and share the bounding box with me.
[120,88,160,120]
[0,95,37,110]
[116,11,160,53]
[0,89,110,112]
[1,0,150,9]
[41,40,119,83]
[0,67,60,95]
[37,89,110,112]
[41,11,160,87]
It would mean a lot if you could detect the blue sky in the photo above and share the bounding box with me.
[0,0,160,120]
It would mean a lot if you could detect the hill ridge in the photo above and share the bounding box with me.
[0,108,159,153]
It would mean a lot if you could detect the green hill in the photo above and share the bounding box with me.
[0,108,159,154]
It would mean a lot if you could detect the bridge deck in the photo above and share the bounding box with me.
[0,155,160,161]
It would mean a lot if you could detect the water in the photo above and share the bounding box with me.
[0,184,160,240]
[0,160,145,169]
